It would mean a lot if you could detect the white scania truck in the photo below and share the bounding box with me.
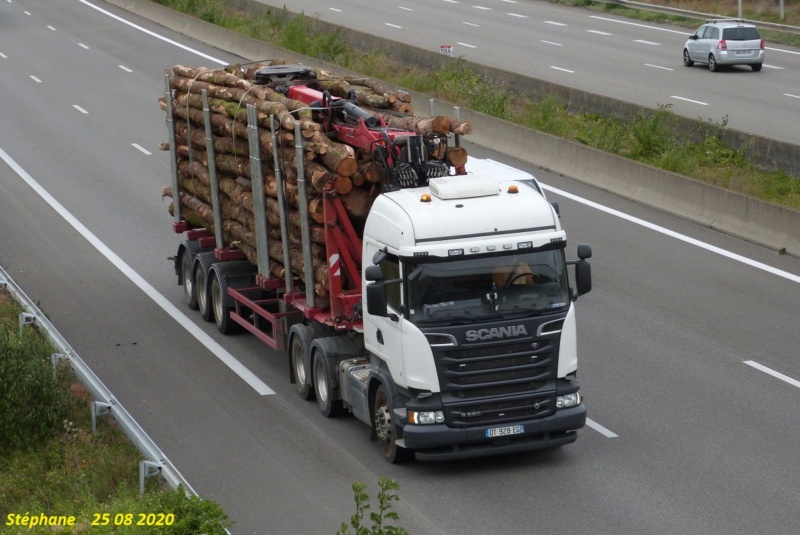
[165,65,592,462]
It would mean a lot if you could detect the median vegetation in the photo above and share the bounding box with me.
[152,0,800,211]
[0,290,231,534]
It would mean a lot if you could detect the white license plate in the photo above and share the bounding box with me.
[735,51,751,56]
[485,424,524,438]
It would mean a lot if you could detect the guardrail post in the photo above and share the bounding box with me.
[92,401,113,434]
[51,352,67,380]
[139,460,162,495]
[18,312,35,332]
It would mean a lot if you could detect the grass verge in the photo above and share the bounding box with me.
[0,290,231,534]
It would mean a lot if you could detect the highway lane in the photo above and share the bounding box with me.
[267,0,800,145]
[2,1,800,533]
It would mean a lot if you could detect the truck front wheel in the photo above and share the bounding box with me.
[374,385,413,463]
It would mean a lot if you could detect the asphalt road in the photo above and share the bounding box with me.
[1,1,800,534]
[267,0,800,145]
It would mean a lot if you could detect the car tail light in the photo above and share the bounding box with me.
[760,39,765,49]
[717,40,728,50]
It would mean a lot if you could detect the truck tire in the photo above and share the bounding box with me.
[195,263,214,322]
[289,323,326,401]
[313,350,345,417]
[180,251,198,310]
[211,272,242,335]
[373,385,413,463]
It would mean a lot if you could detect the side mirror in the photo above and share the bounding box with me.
[577,243,592,260]
[575,260,592,296]
[366,283,389,317]
[364,265,384,282]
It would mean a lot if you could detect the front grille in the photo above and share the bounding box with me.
[444,392,555,426]
[428,316,565,427]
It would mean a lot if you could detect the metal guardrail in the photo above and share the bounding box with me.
[0,265,196,496]
[599,0,800,35]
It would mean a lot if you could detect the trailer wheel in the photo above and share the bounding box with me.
[290,325,316,400]
[195,264,213,322]
[374,385,413,463]
[211,272,242,335]
[180,252,198,310]
[313,351,345,417]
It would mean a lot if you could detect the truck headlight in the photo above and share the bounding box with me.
[408,410,445,424]
[556,392,581,409]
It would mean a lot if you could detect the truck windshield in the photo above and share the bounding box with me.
[405,249,570,326]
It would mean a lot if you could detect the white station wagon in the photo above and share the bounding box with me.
[683,19,765,72]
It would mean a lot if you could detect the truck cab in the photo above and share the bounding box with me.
[361,171,591,461]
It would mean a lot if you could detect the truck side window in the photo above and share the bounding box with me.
[380,254,401,313]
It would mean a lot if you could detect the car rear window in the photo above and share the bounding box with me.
[722,27,761,40]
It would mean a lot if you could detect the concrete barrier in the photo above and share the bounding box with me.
[107,0,800,257]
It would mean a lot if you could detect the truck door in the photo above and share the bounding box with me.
[363,249,407,385]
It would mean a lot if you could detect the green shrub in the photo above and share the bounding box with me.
[0,311,72,452]
[338,477,408,535]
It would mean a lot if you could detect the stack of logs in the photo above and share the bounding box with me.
[159,61,472,296]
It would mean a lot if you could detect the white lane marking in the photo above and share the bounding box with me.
[73,105,89,114]
[785,93,800,99]
[762,64,783,70]
[119,65,132,73]
[634,39,660,46]
[507,13,528,18]
[47,25,57,31]
[0,147,275,396]
[590,15,688,35]
[462,21,479,27]
[551,66,574,73]
[473,6,492,10]
[541,184,800,284]
[79,43,90,49]
[399,6,413,11]
[0,53,6,59]
[79,0,227,65]
[586,418,618,438]
[768,47,800,55]
[541,40,562,47]
[671,95,708,105]
[744,361,800,389]
[502,0,517,3]
[132,143,151,155]
[329,7,341,12]
[30,75,42,83]
[587,30,612,36]
[645,63,673,71]
[458,42,476,48]
[544,20,566,26]
[24,11,31,15]
[443,0,459,3]
[385,23,402,29]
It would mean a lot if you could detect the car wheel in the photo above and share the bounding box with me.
[683,49,694,67]
[708,54,718,72]
[751,63,762,72]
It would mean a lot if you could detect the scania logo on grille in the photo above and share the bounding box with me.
[464,325,528,342]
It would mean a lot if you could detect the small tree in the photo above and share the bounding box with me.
[338,476,409,535]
